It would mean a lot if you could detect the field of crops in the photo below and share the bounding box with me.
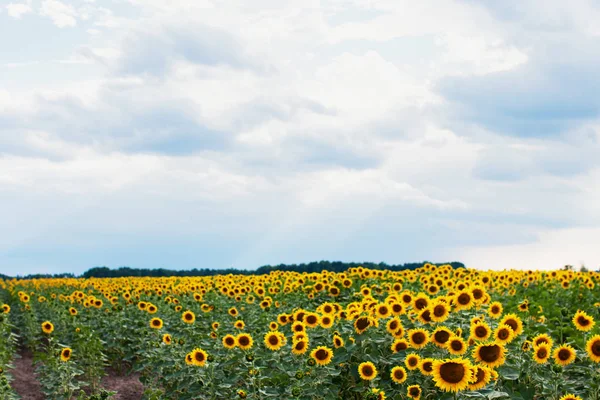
[1,264,600,400]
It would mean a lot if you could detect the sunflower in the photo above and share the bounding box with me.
[162,334,172,345]
[292,339,309,355]
[358,361,377,380]
[150,318,163,329]
[138,301,147,311]
[432,327,453,348]
[431,358,473,392]
[333,335,345,349]
[585,335,600,363]
[320,315,334,329]
[185,353,194,365]
[470,322,491,341]
[468,365,491,390]
[60,348,72,362]
[413,294,430,311]
[386,318,402,335]
[447,336,468,355]
[234,320,245,330]
[391,338,409,353]
[375,303,391,319]
[573,310,595,332]
[304,313,320,328]
[408,329,429,349]
[390,366,407,384]
[500,314,523,336]
[558,395,582,400]
[405,353,421,370]
[454,290,474,311]
[191,348,208,367]
[2,304,10,314]
[406,384,422,399]
[237,333,253,350]
[354,316,373,334]
[277,314,290,325]
[533,343,551,364]
[310,346,333,365]
[147,304,157,314]
[532,333,554,349]
[430,302,450,323]
[493,324,515,344]
[291,321,306,334]
[223,334,237,349]
[42,321,54,334]
[69,307,77,316]
[418,358,434,376]
[553,344,576,366]
[182,311,195,324]
[229,307,239,317]
[472,343,506,367]
[264,331,286,351]
[212,322,220,330]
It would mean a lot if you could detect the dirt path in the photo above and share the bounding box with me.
[11,352,44,400]
[101,370,144,400]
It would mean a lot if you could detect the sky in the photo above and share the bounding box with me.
[1,0,599,276]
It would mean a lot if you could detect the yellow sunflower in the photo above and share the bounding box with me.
[408,329,429,349]
[310,346,333,365]
[532,333,553,349]
[447,336,468,356]
[406,384,422,399]
[553,344,576,366]
[431,358,473,392]
[468,365,492,390]
[405,353,421,370]
[558,395,582,400]
[472,342,506,368]
[358,361,377,380]
[222,334,237,349]
[572,310,595,332]
[191,348,208,367]
[499,314,523,336]
[162,334,172,345]
[292,339,309,356]
[391,338,409,353]
[390,366,407,384]
[333,335,345,349]
[533,343,551,364]
[418,358,434,376]
[430,302,450,323]
[470,322,491,342]
[41,321,54,334]
[493,324,515,345]
[182,310,195,324]
[487,301,503,319]
[432,327,453,348]
[386,318,402,335]
[236,333,253,350]
[586,335,600,363]
[264,331,286,351]
[149,318,163,329]
[60,348,72,362]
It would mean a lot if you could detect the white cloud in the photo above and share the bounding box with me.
[6,2,32,18]
[39,0,77,28]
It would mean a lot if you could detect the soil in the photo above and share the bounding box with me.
[11,352,44,400]
[101,370,144,400]
[10,351,144,400]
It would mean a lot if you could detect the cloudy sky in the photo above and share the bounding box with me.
[1,0,599,275]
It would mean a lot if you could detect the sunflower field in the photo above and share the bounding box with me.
[1,264,600,399]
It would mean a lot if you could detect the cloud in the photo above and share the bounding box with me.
[6,2,32,18]
[39,0,77,28]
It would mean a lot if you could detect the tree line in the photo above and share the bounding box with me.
[0,261,464,280]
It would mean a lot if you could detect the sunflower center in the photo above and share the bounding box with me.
[433,306,446,317]
[315,349,328,360]
[184,314,192,321]
[591,340,600,356]
[422,361,433,372]
[439,362,465,383]
[226,337,235,346]
[408,357,418,367]
[473,289,483,299]
[306,316,317,324]
[412,332,426,344]
[498,329,509,339]
[389,321,399,331]
[393,369,404,380]
[195,353,205,362]
[356,317,370,331]
[434,330,450,343]
[577,316,590,326]
[479,345,501,362]
[491,306,500,314]
[268,335,279,345]
[457,294,470,305]
[409,387,420,396]
[421,310,432,322]
[505,319,518,331]
[558,349,571,361]
[535,338,548,346]
[415,299,427,310]
[392,304,402,313]
[475,326,487,337]
[450,340,463,351]
[362,365,374,376]
[473,368,485,384]
[537,348,548,358]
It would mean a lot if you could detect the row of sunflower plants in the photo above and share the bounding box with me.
[0,299,20,400]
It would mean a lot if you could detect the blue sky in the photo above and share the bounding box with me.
[1,0,599,275]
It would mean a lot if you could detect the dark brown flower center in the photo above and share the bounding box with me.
[558,348,572,361]
[439,362,465,383]
[536,348,548,358]
[433,305,446,317]
[434,330,450,343]
[591,340,600,356]
[412,332,426,344]
[479,345,501,362]
[362,365,374,376]
[315,349,327,360]
[475,326,488,337]
[450,340,463,351]
[457,294,470,305]
[356,317,370,331]
[577,316,590,326]
[415,299,428,310]
[268,335,279,345]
